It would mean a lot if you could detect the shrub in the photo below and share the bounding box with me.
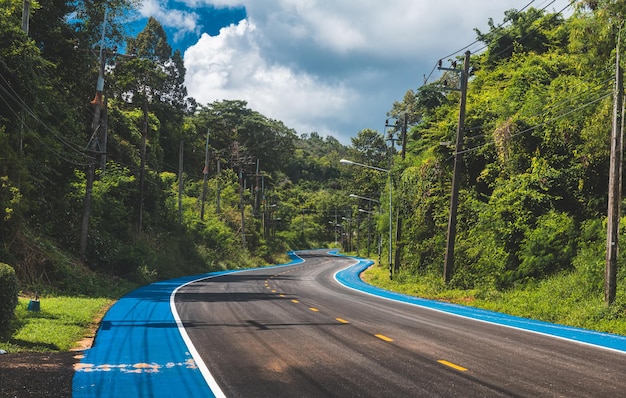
[0,262,19,337]
[516,211,576,281]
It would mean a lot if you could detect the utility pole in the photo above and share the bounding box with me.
[401,115,407,160]
[385,118,398,278]
[232,142,252,250]
[216,157,221,215]
[19,0,30,191]
[394,207,403,274]
[239,160,246,249]
[178,140,184,223]
[392,115,408,272]
[356,210,361,256]
[443,50,470,283]
[21,0,30,34]
[138,94,148,231]
[80,8,108,258]
[254,159,259,214]
[606,37,624,306]
[200,129,210,220]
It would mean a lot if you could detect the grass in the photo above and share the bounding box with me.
[362,263,626,336]
[0,296,114,353]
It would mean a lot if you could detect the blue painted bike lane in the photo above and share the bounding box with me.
[74,251,626,397]
[72,253,304,397]
[334,256,626,354]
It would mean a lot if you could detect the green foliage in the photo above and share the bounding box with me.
[0,263,19,337]
[2,1,626,349]
[572,219,606,296]
[516,211,575,280]
[388,5,626,308]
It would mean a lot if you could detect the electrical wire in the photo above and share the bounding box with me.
[0,73,88,159]
[473,0,575,60]
[423,0,576,85]
[457,91,613,156]
[414,0,602,154]
[462,74,613,142]
[0,84,92,167]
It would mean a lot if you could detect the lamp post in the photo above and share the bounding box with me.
[341,159,393,279]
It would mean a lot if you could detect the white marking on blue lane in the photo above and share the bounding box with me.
[72,252,304,397]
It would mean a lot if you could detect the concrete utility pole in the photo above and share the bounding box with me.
[216,157,221,215]
[80,8,108,258]
[21,0,30,34]
[606,37,624,306]
[253,159,261,217]
[232,141,252,250]
[393,115,408,272]
[138,94,148,231]
[200,129,210,220]
[401,115,407,160]
[443,50,470,283]
[178,140,184,223]
[385,119,398,278]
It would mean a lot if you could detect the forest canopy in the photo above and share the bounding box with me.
[0,0,625,316]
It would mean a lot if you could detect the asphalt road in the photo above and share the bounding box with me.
[174,250,626,397]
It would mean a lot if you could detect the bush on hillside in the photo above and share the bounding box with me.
[0,262,19,337]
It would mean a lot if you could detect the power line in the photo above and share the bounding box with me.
[458,91,613,156]
[474,0,575,59]
[423,0,575,85]
[0,82,91,167]
[462,73,613,141]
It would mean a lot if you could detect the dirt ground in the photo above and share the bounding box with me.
[0,350,81,397]
[0,307,100,397]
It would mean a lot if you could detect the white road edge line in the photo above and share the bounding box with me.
[169,251,307,398]
[170,274,228,398]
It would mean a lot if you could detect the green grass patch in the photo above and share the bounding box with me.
[362,263,626,336]
[0,296,114,353]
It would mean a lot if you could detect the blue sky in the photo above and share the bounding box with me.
[130,0,575,144]
[129,3,246,52]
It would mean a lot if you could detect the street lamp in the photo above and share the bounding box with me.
[340,159,393,279]
[349,193,380,204]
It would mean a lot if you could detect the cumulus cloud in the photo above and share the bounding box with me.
[139,0,200,41]
[144,0,576,142]
[184,19,358,137]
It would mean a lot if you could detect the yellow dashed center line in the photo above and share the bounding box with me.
[335,318,349,324]
[374,334,394,342]
[291,299,300,304]
[309,307,319,312]
[437,359,468,372]
[279,294,286,298]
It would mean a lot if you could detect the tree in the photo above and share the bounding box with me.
[193,100,296,176]
[475,8,566,66]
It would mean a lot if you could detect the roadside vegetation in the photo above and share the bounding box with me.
[2,0,626,352]
[363,262,626,336]
[0,296,113,353]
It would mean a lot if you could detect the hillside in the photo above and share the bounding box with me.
[1,1,626,340]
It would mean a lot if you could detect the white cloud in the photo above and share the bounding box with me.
[184,19,358,137]
[139,0,200,41]
[176,0,576,142]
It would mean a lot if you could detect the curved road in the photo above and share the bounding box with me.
[175,250,626,397]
